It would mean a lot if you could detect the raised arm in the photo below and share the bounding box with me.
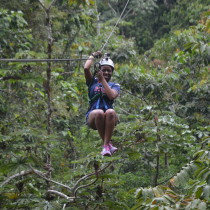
[84,51,102,85]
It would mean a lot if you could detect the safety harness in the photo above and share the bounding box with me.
[95,87,108,110]
[88,85,110,110]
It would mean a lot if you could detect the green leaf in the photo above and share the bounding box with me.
[195,186,203,199]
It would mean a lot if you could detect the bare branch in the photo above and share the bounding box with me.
[30,167,72,191]
[1,163,112,201]
[108,2,117,16]
[48,0,58,11]
[38,0,58,13]
[0,166,72,192]
[72,162,112,192]
[72,172,95,191]
[37,0,47,11]
[0,170,34,187]
[74,177,99,198]
[122,8,132,20]
[47,190,75,201]
[0,76,21,81]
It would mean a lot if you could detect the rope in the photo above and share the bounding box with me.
[100,0,131,52]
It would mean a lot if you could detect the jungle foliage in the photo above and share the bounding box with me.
[0,0,209,209]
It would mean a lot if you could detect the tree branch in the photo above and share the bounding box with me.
[0,75,21,81]
[122,8,132,20]
[74,177,99,198]
[47,190,75,201]
[37,0,47,11]
[108,2,117,16]
[37,0,58,14]
[30,167,72,191]
[1,163,112,201]
[0,170,34,188]
[0,166,72,192]
[72,162,112,192]
[48,0,58,11]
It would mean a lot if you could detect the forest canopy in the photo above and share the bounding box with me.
[0,0,209,209]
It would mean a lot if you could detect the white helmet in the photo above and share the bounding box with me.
[99,53,114,70]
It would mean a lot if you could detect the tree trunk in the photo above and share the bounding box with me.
[153,113,160,186]
[46,8,53,136]
[165,153,169,168]
[153,153,159,186]
[38,0,58,194]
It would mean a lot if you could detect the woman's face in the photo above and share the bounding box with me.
[101,65,113,81]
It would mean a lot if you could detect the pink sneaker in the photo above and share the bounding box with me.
[109,143,118,154]
[101,145,112,156]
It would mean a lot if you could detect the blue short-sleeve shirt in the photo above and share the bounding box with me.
[86,78,120,119]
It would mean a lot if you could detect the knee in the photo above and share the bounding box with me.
[94,110,105,120]
[105,109,116,120]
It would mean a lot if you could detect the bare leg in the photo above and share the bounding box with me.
[103,109,117,145]
[87,109,105,141]
[88,109,118,156]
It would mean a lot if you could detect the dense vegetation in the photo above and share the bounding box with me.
[0,0,209,209]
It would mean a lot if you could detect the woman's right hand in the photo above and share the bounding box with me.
[97,69,104,82]
[92,51,102,58]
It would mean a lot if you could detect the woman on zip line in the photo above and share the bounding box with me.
[84,51,120,156]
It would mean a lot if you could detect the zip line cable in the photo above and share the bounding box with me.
[0,0,131,63]
[0,58,88,62]
[100,0,131,52]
